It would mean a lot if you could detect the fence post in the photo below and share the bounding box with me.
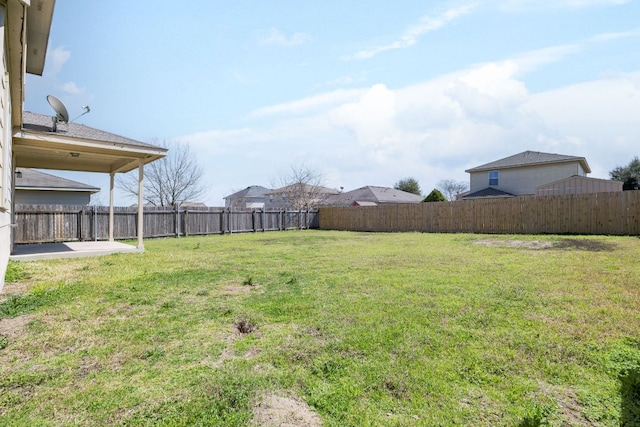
[227,208,232,234]
[78,207,83,241]
[252,209,256,232]
[175,205,180,238]
[262,209,266,232]
[93,205,98,241]
[184,209,189,237]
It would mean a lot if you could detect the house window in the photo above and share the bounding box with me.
[489,171,499,186]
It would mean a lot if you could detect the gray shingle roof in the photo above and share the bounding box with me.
[465,151,591,173]
[224,185,272,199]
[324,186,423,206]
[15,168,99,192]
[22,111,160,149]
[463,187,515,199]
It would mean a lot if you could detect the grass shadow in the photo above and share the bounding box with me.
[552,238,617,252]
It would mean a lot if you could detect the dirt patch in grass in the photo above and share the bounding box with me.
[0,314,32,340]
[252,393,322,427]
[210,323,261,368]
[0,281,31,303]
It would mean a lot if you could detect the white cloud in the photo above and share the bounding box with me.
[259,28,312,47]
[498,0,630,11]
[347,4,476,60]
[249,88,364,117]
[588,28,640,42]
[46,45,71,75]
[179,41,640,204]
[60,82,85,96]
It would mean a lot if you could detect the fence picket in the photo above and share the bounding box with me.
[13,206,319,244]
[318,192,640,235]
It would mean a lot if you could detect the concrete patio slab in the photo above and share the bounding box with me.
[10,241,143,261]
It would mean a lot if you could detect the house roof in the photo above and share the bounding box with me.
[265,183,340,195]
[463,187,515,199]
[15,168,99,193]
[465,150,591,174]
[325,186,424,206]
[13,112,167,173]
[224,185,272,199]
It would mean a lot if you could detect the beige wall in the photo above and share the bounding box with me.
[0,4,11,292]
[469,162,587,195]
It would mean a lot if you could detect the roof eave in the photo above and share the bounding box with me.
[25,0,55,76]
[466,158,591,174]
[16,186,100,193]
[13,128,168,173]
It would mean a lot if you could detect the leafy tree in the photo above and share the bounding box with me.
[394,177,422,196]
[117,140,206,206]
[437,179,469,201]
[610,157,640,190]
[422,189,446,202]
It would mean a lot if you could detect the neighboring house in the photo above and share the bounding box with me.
[264,184,340,209]
[224,185,272,209]
[464,151,593,198]
[179,202,208,209]
[1,0,167,291]
[323,186,424,206]
[14,168,99,205]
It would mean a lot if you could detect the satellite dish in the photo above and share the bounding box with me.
[46,95,69,123]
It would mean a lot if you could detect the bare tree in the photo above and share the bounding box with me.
[437,179,469,201]
[271,161,332,209]
[117,141,206,206]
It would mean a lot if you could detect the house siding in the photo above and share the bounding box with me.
[0,4,11,292]
[469,162,587,195]
[15,190,92,205]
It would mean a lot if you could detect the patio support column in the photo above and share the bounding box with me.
[109,172,115,241]
[137,159,144,250]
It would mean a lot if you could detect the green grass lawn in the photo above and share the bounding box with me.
[1,231,639,426]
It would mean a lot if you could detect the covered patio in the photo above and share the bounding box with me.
[10,241,143,262]
[11,111,167,258]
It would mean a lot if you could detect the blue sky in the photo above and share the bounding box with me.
[24,0,640,206]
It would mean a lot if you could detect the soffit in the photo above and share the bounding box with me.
[14,112,167,173]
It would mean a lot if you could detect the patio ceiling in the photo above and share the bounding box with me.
[13,112,167,173]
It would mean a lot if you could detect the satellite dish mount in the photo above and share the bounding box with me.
[46,95,69,132]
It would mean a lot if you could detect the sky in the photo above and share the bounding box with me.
[23,0,640,206]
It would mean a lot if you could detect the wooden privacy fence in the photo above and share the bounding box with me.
[319,191,640,235]
[13,205,319,244]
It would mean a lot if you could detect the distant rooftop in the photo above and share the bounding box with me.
[466,150,591,174]
[224,185,272,199]
[15,168,99,193]
[325,186,423,206]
